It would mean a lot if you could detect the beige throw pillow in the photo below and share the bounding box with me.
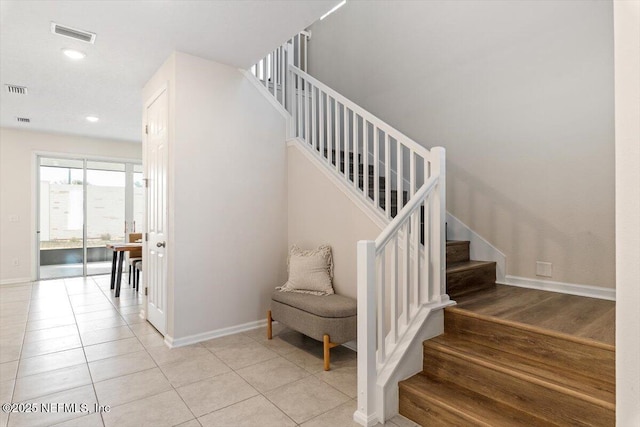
[277,245,334,296]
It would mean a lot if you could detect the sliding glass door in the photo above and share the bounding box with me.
[38,156,141,280]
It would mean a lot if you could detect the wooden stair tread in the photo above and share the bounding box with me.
[427,334,615,406]
[446,260,496,273]
[399,374,549,427]
[446,306,615,352]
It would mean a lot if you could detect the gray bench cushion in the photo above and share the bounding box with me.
[272,290,356,318]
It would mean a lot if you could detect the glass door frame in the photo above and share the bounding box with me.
[36,153,142,280]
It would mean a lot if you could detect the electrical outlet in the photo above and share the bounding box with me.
[9,215,19,222]
[12,258,19,266]
[536,261,552,277]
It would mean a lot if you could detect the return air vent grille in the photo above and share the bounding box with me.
[6,85,27,95]
[17,117,30,123]
[50,22,96,44]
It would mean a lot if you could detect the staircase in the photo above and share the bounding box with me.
[398,241,616,426]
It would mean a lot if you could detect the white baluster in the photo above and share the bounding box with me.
[353,113,358,189]
[385,133,391,219]
[412,209,419,310]
[335,100,340,174]
[311,86,316,151]
[305,81,311,144]
[391,235,398,344]
[297,74,302,138]
[320,92,325,158]
[377,249,386,364]
[403,221,410,325]
[327,97,333,166]
[344,104,349,181]
[373,128,379,209]
[397,142,404,211]
[363,122,369,201]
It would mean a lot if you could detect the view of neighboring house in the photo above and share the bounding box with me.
[0,1,638,426]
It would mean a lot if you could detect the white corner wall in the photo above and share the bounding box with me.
[307,0,615,289]
[287,144,383,299]
[614,0,640,423]
[143,52,289,343]
[0,128,141,284]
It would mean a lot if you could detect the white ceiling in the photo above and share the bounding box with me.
[0,0,339,143]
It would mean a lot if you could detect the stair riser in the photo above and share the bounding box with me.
[446,263,496,298]
[446,241,470,265]
[444,309,615,388]
[399,390,486,427]
[422,345,615,426]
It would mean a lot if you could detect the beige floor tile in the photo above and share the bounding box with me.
[175,420,201,427]
[9,384,98,427]
[23,325,77,344]
[0,379,14,405]
[128,321,160,337]
[52,413,105,427]
[236,356,310,393]
[176,371,258,417]
[13,363,91,402]
[115,305,142,315]
[121,312,145,325]
[315,365,357,398]
[71,303,115,315]
[84,337,143,362]
[0,314,28,327]
[199,394,295,427]
[261,332,312,355]
[20,333,81,359]
[26,316,75,332]
[0,361,19,382]
[136,331,165,349]
[76,317,127,334]
[387,414,420,427]
[102,390,193,427]
[281,348,325,373]
[74,309,121,323]
[0,344,22,364]
[80,325,134,347]
[88,350,156,383]
[69,294,109,307]
[213,341,278,370]
[18,348,86,378]
[299,399,360,427]
[264,376,350,424]
[159,353,230,388]
[27,307,73,322]
[201,334,254,352]
[147,343,210,366]
[94,367,171,408]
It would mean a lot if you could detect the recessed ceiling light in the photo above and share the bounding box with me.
[86,116,99,122]
[62,48,86,60]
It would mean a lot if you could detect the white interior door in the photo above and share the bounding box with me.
[145,87,168,335]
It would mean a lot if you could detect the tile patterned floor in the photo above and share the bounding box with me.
[0,275,417,427]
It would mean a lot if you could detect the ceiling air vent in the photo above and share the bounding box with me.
[50,22,96,44]
[5,85,28,95]
[16,117,30,123]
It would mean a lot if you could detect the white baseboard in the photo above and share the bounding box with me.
[1,277,32,287]
[446,213,506,283]
[164,319,268,348]
[498,275,616,301]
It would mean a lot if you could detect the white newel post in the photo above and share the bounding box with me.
[430,147,447,301]
[354,240,378,426]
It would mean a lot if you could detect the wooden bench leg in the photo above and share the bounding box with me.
[323,334,339,371]
[267,310,273,340]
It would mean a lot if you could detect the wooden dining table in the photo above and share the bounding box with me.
[106,242,142,297]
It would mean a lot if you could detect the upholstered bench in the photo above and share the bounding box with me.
[268,290,357,371]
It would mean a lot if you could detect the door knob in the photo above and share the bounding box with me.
[156,241,166,248]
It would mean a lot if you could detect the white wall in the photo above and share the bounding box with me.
[143,52,288,342]
[614,0,640,423]
[0,128,141,284]
[287,144,382,299]
[307,0,615,289]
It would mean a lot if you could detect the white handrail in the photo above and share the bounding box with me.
[375,176,438,252]
[289,66,430,161]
